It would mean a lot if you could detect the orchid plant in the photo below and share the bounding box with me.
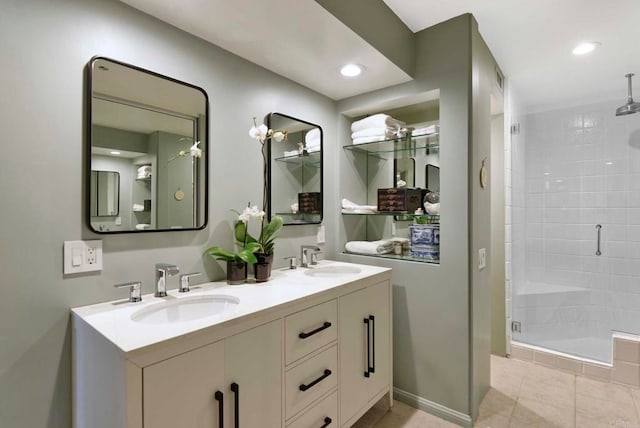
[204,205,262,264]
[247,118,286,254]
[169,140,202,162]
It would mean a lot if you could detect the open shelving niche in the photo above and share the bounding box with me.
[341,131,440,265]
[273,151,322,223]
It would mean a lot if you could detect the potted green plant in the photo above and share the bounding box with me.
[204,212,261,284]
[230,204,283,282]
[245,117,287,281]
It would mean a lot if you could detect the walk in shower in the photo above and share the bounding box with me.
[511,98,640,364]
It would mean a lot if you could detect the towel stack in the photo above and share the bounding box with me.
[137,165,151,179]
[345,240,394,255]
[341,198,377,214]
[305,128,321,153]
[412,124,439,137]
[351,114,406,145]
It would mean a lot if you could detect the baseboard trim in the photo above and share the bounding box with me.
[393,387,472,428]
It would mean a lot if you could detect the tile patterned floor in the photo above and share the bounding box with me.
[354,355,640,427]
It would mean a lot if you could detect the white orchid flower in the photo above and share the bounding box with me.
[249,124,269,140]
[190,141,202,158]
[239,205,265,223]
[272,131,286,142]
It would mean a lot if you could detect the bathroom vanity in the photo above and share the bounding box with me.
[72,261,391,428]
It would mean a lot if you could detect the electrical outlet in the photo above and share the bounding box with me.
[317,225,325,244]
[64,240,103,274]
[478,248,486,270]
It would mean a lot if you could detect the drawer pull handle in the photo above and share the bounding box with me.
[299,321,332,339]
[299,369,332,391]
[320,417,332,427]
[231,382,239,428]
[364,317,371,378]
[214,391,223,428]
[370,315,376,374]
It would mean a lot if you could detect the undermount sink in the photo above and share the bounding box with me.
[131,295,240,324]
[304,265,362,277]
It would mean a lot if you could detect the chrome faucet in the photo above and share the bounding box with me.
[155,263,179,297]
[300,245,321,268]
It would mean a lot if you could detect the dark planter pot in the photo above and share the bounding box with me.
[254,252,274,283]
[226,260,247,285]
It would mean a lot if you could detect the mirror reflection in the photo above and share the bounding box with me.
[267,113,323,225]
[90,170,120,218]
[87,57,208,233]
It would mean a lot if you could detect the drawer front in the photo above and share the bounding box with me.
[286,346,338,419]
[287,390,337,428]
[285,300,337,364]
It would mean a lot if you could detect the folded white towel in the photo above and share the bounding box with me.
[353,135,387,145]
[341,208,377,214]
[342,198,378,212]
[283,150,300,157]
[412,125,439,136]
[351,114,406,133]
[135,223,151,230]
[351,127,391,139]
[345,240,394,255]
[132,203,145,211]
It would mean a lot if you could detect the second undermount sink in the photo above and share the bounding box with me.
[304,265,362,277]
[131,295,240,324]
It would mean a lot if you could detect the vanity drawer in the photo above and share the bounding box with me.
[287,390,337,428]
[286,300,337,364]
[286,345,338,419]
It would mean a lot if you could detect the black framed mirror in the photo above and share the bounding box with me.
[86,57,208,233]
[266,113,323,225]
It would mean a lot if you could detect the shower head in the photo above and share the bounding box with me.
[616,73,640,116]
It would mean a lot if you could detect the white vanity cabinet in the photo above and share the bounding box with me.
[72,261,392,428]
[339,280,391,427]
[143,319,281,428]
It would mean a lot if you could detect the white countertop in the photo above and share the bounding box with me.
[71,260,390,354]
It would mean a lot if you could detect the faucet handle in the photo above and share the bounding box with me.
[114,281,142,302]
[283,256,298,270]
[310,251,323,265]
[179,272,201,293]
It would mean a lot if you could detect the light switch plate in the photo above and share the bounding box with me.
[64,240,103,274]
[478,248,486,271]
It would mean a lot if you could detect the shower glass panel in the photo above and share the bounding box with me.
[512,100,640,363]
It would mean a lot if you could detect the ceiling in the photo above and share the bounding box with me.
[120,0,640,113]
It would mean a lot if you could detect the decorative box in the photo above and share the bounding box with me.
[410,245,440,261]
[377,188,423,213]
[298,192,321,214]
[409,224,440,246]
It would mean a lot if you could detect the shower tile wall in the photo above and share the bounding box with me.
[512,99,640,363]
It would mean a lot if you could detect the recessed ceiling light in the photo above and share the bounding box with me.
[110,151,121,155]
[572,41,601,56]
[340,64,364,77]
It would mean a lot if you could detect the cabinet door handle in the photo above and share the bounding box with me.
[370,315,376,374]
[320,416,332,427]
[299,369,332,391]
[364,317,371,378]
[214,391,223,428]
[596,224,602,256]
[299,321,332,339]
[230,382,239,428]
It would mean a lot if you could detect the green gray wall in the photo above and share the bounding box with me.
[337,14,474,422]
[0,1,336,426]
